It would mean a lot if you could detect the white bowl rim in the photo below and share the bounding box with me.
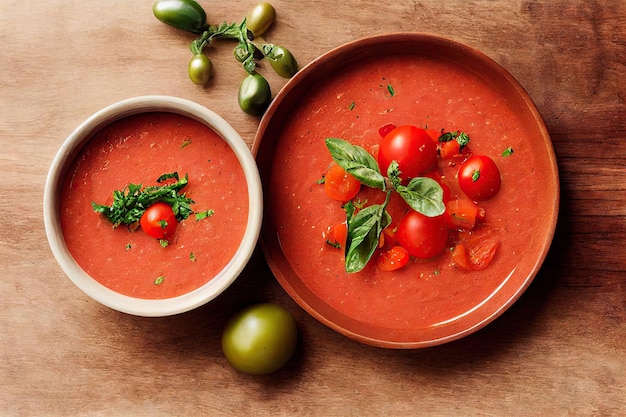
[43,95,263,317]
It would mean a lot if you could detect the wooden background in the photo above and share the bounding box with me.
[1,0,624,415]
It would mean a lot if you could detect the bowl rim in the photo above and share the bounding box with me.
[44,95,263,317]
[253,32,559,348]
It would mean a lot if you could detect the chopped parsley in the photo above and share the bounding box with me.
[180,139,193,149]
[195,209,215,221]
[92,172,194,227]
[349,101,356,110]
[502,147,514,157]
[154,276,165,285]
[387,84,395,96]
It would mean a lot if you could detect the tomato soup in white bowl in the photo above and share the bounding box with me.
[44,96,262,316]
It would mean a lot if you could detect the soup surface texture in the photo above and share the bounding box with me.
[266,54,552,334]
[61,112,248,299]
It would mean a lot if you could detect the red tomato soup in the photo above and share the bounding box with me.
[267,55,550,330]
[61,112,249,299]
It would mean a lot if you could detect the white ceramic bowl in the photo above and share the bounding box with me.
[44,96,263,316]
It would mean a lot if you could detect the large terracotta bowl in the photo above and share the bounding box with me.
[253,33,559,348]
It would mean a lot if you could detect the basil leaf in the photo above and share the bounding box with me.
[344,192,392,273]
[394,177,445,217]
[325,137,386,190]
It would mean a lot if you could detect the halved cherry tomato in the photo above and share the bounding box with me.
[446,198,479,230]
[458,155,501,201]
[396,211,448,259]
[378,125,438,179]
[324,163,361,202]
[140,202,178,240]
[328,222,348,249]
[377,246,410,271]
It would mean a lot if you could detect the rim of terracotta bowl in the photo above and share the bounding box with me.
[44,95,263,317]
[253,33,559,348]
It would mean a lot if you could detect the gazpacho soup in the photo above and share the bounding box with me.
[60,112,249,299]
[264,51,554,337]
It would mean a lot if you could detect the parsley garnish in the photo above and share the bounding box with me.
[387,84,395,96]
[438,131,470,150]
[502,147,514,157]
[92,172,194,227]
[154,276,165,285]
[195,209,215,221]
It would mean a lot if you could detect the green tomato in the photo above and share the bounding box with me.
[188,54,212,85]
[153,0,208,34]
[222,303,298,375]
[238,73,272,116]
[245,2,276,38]
[262,44,298,78]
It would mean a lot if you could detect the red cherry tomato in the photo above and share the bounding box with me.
[323,163,361,202]
[378,125,438,179]
[396,211,448,259]
[329,222,348,249]
[140,202,178,240]
[458,155,501,201]
[378,123,396,138]
[377,246,409,271]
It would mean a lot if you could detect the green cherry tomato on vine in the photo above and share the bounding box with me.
[262,44,298,78]
[238,73,272,116]
[152,0,208,34]
[245,2,276,38]
[188,54,212,85]
[222,303,298,375]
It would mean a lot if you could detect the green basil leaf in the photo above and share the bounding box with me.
[325,137,386,190]
[394,177,445,217]
[344,192,392,273]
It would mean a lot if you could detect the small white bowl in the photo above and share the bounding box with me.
[44,96,263,316]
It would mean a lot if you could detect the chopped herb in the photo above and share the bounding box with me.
[125,243,132,250]
[433,269,440,275]
[349,101,356,110]
[195,209,215,221]
[189,252,197,262]
[472,170,481,182]
[159,239,169,248]
[438,131,470,150]
[154,276,165,285]
[180,139,193,149]
[326,240,341,249]
[92,172,195,227]
[502,147,514,157]
[387,84,395,96]
[316,177,325,185]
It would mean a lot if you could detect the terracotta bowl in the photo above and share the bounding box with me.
[253,33,559,348]
[44,96,263,317]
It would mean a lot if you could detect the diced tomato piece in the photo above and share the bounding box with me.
[439,140,461,159]
[451,243,472,271]
[446,198,479,230]
[377,246,410,271]
[451,226,501,270]
[378,123,396,138]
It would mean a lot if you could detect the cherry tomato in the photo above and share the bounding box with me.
[245,2,276,38]
[458,155,501,201]
[238,73,272,116]
[377,246,409,271]
[188,53,212,86]
[396,211,448,259]
[378,125,438,179]
[140,202,178,240]
[323,163,361,202]
[222,303,298,375]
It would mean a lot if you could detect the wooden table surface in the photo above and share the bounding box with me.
[1,1,625,415]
